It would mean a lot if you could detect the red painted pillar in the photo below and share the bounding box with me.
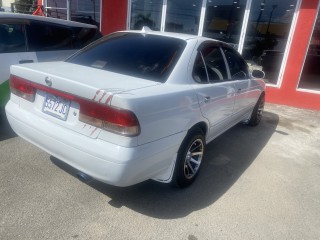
[100,0,128,35]
[266,0,320,110]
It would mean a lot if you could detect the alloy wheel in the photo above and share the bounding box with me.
[183,138,204,179]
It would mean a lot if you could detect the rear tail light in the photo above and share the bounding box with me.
[79,100,140,137]
[9,74,140,137]
[10,75,36,102]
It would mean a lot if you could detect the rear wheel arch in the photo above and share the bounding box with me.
[247,91,265,126]
[172,124,207,187]
[188,121,208,139]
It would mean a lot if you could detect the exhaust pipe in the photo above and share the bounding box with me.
[76,172,93,183]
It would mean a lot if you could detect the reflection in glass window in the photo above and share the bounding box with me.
[242,0,297,84]
[71,0,101,28]
[26,21,73,51]
[68,33,186,82]
[46,0,101,27]
[203,0,247,48]
[193,45,229,83]
[130,0,163,31]
[202,46,228,81]
[193,52,208,83]
[165,0,202,35]
[46,0,67,19]
[0,23,26,53]
[298,12,320,91]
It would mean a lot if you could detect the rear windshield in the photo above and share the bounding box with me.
[67,32,186,82]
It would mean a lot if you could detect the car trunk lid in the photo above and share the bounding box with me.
[10,62,159,139]
[11,61,160,100]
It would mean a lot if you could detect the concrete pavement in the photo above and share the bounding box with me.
[0,103,319,240]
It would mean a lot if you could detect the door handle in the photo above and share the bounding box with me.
[204,96,210,103]
[19,60,34,64]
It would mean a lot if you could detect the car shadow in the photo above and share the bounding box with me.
[0,108,16,141]
[51,111,279,219]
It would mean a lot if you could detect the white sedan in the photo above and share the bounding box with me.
[5,29,265,187]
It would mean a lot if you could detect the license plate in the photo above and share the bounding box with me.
[42,94,71,121]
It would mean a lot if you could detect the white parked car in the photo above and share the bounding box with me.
[5,29,265,187]
[0,13,102,108]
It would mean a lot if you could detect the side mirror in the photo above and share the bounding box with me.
[251,69,265,79]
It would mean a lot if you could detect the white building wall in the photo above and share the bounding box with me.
[2,0,14,8]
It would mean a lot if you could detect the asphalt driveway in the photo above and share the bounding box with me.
[0,103,319,240]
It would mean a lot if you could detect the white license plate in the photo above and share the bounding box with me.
[42,94,71,121]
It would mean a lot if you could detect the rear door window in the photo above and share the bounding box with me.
[192,52,208,83]
[193,44,228,83]
[26,21,74,51]
[0,23,26,53]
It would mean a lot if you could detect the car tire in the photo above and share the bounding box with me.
[172,128,205,188]
[247,93,265,126]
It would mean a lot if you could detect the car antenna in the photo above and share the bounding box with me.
[141,26,152,36]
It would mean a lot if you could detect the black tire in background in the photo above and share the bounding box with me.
[247,93,265,126]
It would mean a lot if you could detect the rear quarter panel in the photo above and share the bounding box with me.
[110,83,207,146]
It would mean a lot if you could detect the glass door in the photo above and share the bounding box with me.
[202,0,248,49]
[298,5,320,92]
[241,0,298,85]
[165,0,203,35]
[70,0,101,28]
[45,0,68,19]
[44,0,101,28]
[130,0,164,31]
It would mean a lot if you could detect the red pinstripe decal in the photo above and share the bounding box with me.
[105,95,113,104]
[92,90,100,101]
[98,92,106,103]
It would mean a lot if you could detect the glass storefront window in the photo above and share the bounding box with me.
[203,0,247,48]
[298,10,320,91]
[165,0,202,35]
[242,0,297,85]
[130,0,163,31]
[71,0,101,28]
[45,0,101,28]
[46,0,67,19]
[128,0,299,83]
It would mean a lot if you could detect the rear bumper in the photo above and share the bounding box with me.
[5,100,184,187]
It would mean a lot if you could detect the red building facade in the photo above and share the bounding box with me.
[42,0,320,110]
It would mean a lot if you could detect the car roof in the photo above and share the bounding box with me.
[121,30,200,41]
[0,13,97,28]
[117,28,230,47]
